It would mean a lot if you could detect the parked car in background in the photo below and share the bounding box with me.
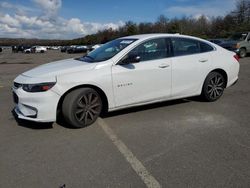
[219,32,250,58]
[208,39,226,45]
[13,34,239,128]
[60,46,69,52]
[51,46,60,50]
[12,46,20,53]
[24,48,32,53]
[24,46,47,53]
[34,46,47,53]
[67,45,88,53]
[12,45,31,53]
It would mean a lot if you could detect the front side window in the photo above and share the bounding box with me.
[122,38,169,63]
[78,38,137,63]
[172,38,200,56]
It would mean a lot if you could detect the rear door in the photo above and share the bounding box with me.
[170,37,213,98]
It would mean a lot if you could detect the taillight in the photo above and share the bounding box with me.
[234,54,240,62]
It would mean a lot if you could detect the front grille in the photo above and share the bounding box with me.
[13,92,19,104]
[13,82,22,89]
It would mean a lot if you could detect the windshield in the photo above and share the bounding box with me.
[230,33,248,41]
[78,38,137,63]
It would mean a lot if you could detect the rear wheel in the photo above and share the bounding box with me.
[62,88,102,128]
[201,72,226,102]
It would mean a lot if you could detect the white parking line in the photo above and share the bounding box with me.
[98,118,161,188]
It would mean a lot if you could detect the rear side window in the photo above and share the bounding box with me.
[172,38,214,56]
[200,42,214,53]
[172,38,200,56]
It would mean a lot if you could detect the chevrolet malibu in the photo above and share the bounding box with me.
[13,34,240,128]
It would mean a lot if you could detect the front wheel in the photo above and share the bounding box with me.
[62,88,102,128]
[239,48,247,58]
[201,72,226,102]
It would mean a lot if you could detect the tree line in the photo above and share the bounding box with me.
[1,0,250,46]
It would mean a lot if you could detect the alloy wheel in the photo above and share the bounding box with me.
[207,74,224,100]
[74,92,101,125]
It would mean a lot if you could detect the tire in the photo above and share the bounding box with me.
[239,48,247,58]
[201,72,226,102]
[62,88,102,128]
[41,50,44,53]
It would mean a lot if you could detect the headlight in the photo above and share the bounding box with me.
[22,82,56,92]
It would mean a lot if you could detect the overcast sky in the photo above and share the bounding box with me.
[0,0,237,39]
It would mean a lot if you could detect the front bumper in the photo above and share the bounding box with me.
[12,86,60,122]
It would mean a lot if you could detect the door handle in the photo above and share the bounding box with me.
[159,64,170,68]
[199,59,208,63]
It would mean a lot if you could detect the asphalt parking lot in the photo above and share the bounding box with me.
[0,49,250,188]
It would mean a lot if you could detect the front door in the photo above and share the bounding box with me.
[112,38,172,107]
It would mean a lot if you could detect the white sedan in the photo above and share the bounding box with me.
[13,34,240,128]
[24,46,47,53]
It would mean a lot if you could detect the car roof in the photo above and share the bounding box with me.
[119,33,220,50]
[120,33,208,42]
[121,33,181,39]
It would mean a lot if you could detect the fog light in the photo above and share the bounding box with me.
[17,103,37,118]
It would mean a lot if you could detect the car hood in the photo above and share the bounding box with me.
[22,58,96,78]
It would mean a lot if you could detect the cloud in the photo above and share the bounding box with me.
[33,0,62,17]
[165,0,236,18]
[0,14,20,27]
[0,13,124,39]
[0,1,124,39]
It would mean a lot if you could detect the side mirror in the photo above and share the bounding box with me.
[119,54,141,65]
[133,55,141,63]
